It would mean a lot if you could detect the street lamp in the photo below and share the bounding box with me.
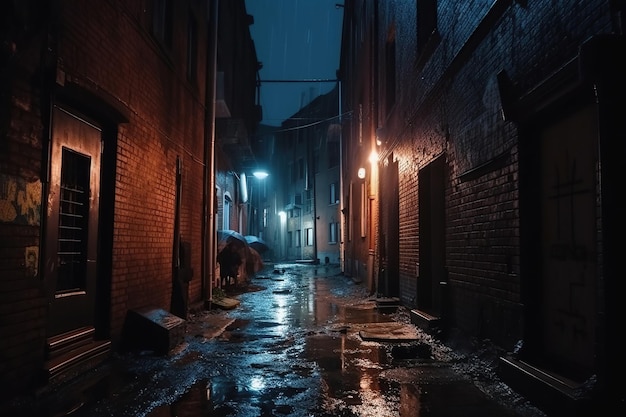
[253,170,269,180]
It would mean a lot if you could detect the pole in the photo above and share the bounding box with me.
[338,80,344,272]
[203,0,219,305]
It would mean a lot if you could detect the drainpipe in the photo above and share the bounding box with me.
[40,0,59,284]
[338,80,344,272]
[203,0,219,305]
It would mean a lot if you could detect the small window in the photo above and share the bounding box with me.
[152,0,173,49]
[187,11,198,83]
[306,228,314,246]
[329,183,338,205]
[295,230,301,247]
[329,222,339,244]
[417,0,437,56]
[223,193,232,230]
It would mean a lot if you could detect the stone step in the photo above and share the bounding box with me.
[410,309,441,334]
[45,339,111,381]
[47,326,96,360]
[498,356,591,416]
[375,297,400,309]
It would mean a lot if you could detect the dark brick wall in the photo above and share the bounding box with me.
[0,3,49,395]
[0,0,213,397]
[344,0,616,349]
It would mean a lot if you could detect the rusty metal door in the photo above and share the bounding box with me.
[538,105,597,378]
[45,105,102,336]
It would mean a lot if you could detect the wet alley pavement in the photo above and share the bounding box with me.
[2,263,549,417]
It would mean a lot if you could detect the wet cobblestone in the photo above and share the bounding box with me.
[1,263,547,417]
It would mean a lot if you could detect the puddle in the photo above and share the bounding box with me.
[2,264,546,417]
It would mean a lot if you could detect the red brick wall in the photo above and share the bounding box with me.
[0,0,212,397]
[55,0,209,336]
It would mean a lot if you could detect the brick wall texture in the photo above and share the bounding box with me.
[342,0,616,350]
[0,0,214,397]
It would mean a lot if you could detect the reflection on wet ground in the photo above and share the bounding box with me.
[1,263,546,417]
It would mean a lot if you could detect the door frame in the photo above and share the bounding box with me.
[45,105,103,336]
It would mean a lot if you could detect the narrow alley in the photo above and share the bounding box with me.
[2,263,547,417]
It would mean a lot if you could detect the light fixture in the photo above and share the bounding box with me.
[368,150,378,164]
[357,167,366,179]
[253,170,269,180]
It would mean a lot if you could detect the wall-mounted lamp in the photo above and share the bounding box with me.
[252,170,269,180]
[357,167,366,179]
[369,150,378,164]
[240,172,248,203]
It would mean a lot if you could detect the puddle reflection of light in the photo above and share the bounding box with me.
[250,375,265,391]
[359,373,372,390]
[275,293,287,324]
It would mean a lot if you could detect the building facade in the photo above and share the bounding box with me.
[0,0,260,398]
[275,86,341,264]
[339,0,625,413]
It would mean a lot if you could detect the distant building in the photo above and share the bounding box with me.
[0,0,260,398]
[339,0,625,414]
[275,86,341,264]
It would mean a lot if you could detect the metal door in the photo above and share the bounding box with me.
[418,155,446,315]
[45,106,102,336]
[539,105,597,377]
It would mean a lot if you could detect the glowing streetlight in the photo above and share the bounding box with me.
[253,170,269,180]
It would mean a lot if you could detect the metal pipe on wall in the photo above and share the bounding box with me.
[203,0,219,305]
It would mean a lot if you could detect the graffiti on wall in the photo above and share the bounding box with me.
[0,174,41,225]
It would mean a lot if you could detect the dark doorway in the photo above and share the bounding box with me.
[379,156,399,297]
[417,154,446,316]
[520,104,598,381]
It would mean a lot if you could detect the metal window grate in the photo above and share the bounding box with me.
[56,148,90,292]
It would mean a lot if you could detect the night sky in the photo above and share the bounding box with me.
[245,0,343,126]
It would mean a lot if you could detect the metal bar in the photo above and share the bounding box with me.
[259,78,338,83]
